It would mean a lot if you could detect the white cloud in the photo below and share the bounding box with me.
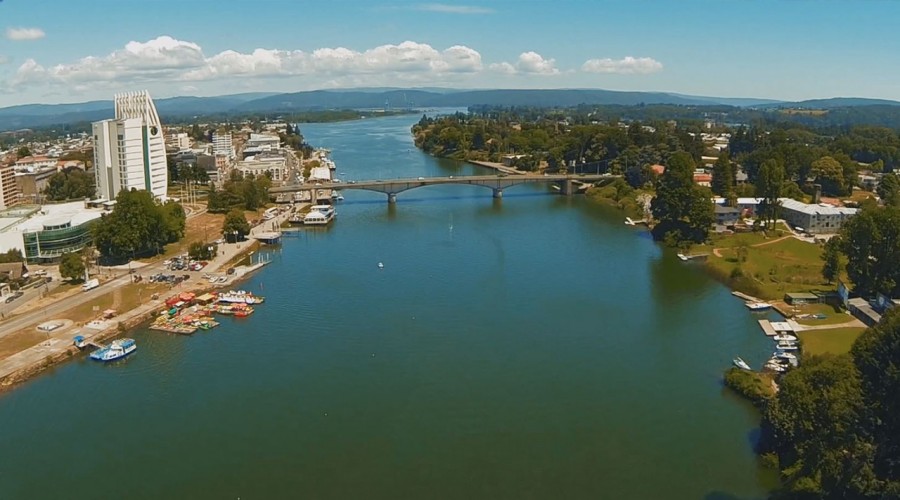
[5,27,45,41]
[490,52,559,76]
[11,37,486,89]
[414,3,494,14]
[488,62,516,75]
[581,56,663,75]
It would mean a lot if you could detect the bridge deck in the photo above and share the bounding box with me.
[270,173,616,194]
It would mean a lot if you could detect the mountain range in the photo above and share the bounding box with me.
[1,88,898,132]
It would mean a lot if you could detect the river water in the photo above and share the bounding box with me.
[0,113,776,499]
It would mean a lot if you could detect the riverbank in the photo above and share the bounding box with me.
[0,209,291,394]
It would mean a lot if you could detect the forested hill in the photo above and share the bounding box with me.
[3,88,900,131]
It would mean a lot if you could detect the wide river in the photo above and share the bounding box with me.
[0,112,777,499]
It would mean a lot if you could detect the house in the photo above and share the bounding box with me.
[650,164,665,176]
[784,292,820,305]
[693,172,712,187]
[0,261,27,281]
[714,205,741,226]
[780,199,858,235]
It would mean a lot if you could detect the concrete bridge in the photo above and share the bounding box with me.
[270,173,617,204]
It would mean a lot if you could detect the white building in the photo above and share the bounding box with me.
[212,131,235,159]
[246,133,280,150]
[779,199,858,235]
[166,132,191,151]
[92,91,168,200]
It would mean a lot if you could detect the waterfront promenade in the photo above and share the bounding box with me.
[0,209,293,391]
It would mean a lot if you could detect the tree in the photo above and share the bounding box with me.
[188,241,217,260]
[822,236,841,284]
[877,172,900,207]
[811,156,847,196]
[222,209,250,242]
[44,168,95,201]
[755,159,784,226]
[16,146,31,158]
[840,205,900,297]
[92,189,184,261]
[59,251,86,282]
[711,152,734,197]
[651,151,713,244]
[0,249,23,263]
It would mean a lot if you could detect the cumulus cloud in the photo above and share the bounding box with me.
[11,36,486,89]
[581,56,663,74]
[5,27,45,41]
[491,52,559,75]
[414,3,495,14]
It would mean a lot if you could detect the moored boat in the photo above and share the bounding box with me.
[90,338,136,362]
[677,253,689,261]
[745,302,773,311]
[732,356,751,370]
[304,205,335,225]
[773,334,798,342]
[218,290,265,304]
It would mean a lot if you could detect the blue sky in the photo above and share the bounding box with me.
[0,0,898,107]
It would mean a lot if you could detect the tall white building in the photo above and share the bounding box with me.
[212,131,234,159]
[92,91,168,200]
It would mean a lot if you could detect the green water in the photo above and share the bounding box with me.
[0,113,776,499]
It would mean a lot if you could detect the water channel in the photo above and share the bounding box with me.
[0,112,776,499]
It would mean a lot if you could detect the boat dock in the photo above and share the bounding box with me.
[732,291,763,303]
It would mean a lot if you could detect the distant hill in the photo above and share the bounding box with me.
[2,89,900,132]
[759,97,900,109]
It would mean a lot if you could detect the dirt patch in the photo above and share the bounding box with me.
[0,329,45,359]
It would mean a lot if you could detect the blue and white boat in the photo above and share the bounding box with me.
[90,338,136,362]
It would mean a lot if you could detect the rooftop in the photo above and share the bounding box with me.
[2,201,105,234]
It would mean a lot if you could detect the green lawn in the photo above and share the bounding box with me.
[703,235,832,301]
[792,303,855,326]
[799,327,867,356]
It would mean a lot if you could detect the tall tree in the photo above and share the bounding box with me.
[877,172,900,207]
[755,159,784,226]
[812,156,847,196]
[92,189,184,260]
[222,209,250,242]
[840,205,900,297]
[711,152,734,197]
[821,236,841,284]
[651,151,712,244]
[59,251,86,282]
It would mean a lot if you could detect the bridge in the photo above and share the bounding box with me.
[270,173,618,204]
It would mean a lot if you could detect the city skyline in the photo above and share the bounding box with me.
[1,0,898,107]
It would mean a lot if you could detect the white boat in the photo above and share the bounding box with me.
[732,356,751,370]
[745,302,773,311]
[677,253,689,261]
[624,217,636,226]
[776,342,799,351]
[774,351,797,360]
[304,205,335,225]
[218,290,264,304]
[377,262,384,269]
[773,334,798,342]
[765,362,786,373]
[90,338,136,362]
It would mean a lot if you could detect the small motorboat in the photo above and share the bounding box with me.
[677,253,689,261]
[732,356,752,371]
[377,262,384,269]
[624,217,636,226]
[773,334,798,342]
[765,362,786,373]
[745,302,773,311]
[774,351,797,361]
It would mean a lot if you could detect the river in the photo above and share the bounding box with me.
[0,112,776,499]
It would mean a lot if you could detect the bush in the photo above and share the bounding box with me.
[723,367,775,406]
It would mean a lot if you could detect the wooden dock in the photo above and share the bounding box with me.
[732,290,764,303]
[758,320,778,337]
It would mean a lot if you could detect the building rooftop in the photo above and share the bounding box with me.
[780,198,858,216]
[6,201,105,233]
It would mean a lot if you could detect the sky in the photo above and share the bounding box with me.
[0,0,899,107]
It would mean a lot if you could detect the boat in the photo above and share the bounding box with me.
[377,262,384,269]
[775,351,797,360]
[764,362,786,373]
[677,253,689,261]
[732,356,751,370]
[773,334,798,342]
[90,338,136,362]
[218,290,264,304]
[745,302,773,311]
[624,217,636,226]
[776,342,799,351]
[303,205,335,225]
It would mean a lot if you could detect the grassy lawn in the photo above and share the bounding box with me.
[792,303,855,326]
[702,235,832,301]
[799,327,867,356]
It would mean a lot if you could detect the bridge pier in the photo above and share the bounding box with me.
[492,188,503,199]
[387,193,397,204]
[560,179,574,196]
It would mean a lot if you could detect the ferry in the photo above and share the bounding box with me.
[218,290,265,304]
[304,205,335,225]
[90,338,136,362]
